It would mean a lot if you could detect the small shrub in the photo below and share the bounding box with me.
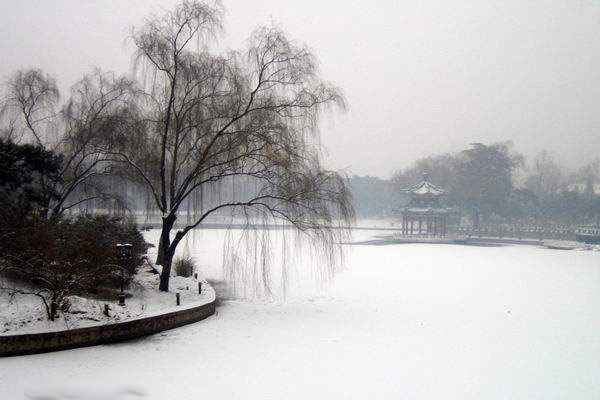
[60,298,72,313]
[174,256,195,278]
[0,214,152,320]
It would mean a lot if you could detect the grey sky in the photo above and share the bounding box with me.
[2,0,600,178]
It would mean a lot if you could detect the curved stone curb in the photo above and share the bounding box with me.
[0,299,216,357]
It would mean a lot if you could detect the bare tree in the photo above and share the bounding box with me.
[51,71,136,216]
[1,69,135,217]
[524,150,565,197]
[1,69,60,145]
[0,245,108,322]
[0,258,91,322]
[111,0,353,291]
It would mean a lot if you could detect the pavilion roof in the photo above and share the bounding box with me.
[403,174,446,196]
[402,206,453,215]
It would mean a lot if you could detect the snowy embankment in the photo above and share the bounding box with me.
[0,265,215,336]
[541,239,600,251]
[4,227,600,399]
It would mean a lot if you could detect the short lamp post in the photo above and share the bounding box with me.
[116,243,133,306]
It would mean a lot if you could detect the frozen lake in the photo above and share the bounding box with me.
[3,229,600,399]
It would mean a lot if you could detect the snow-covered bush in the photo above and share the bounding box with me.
[0,215,151,320]
[174,256,195,278]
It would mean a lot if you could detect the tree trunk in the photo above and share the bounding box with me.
[156,214,176,265]
[159,251,174,292]
[156,238,165,266]
[49,300,58,321]
[157,213,177,291]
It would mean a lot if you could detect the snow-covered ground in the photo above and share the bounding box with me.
[3,229,600,399]
[0,266,215,336]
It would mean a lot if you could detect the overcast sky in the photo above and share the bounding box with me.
[2,0,600,178]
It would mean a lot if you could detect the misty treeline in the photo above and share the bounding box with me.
[351,142,600,227]
[346,176,397,218]
[0,0,354,293]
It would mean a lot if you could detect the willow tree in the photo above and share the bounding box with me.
[0,69,135,217]
[113,0,353,291]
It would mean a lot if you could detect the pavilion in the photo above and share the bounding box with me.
[398,173,453,237]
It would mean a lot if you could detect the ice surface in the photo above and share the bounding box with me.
[3,228,600,399]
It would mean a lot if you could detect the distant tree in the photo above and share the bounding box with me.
[347,175,396,217]
[524,150,564,197]
[540,189,591,224]
[575,159,600,186]
[588,197,600,225]
[454,142,523,227]
[391,153,459,192]
[110,1,353,291]
[506,188,540,221]
[584,173,596,198]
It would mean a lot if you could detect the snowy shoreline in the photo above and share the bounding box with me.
[0,294,216,357]
[1,267,215,337]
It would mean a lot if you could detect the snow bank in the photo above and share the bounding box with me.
[1,267,215,336]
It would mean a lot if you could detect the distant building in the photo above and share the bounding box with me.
[396,173,453,237]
